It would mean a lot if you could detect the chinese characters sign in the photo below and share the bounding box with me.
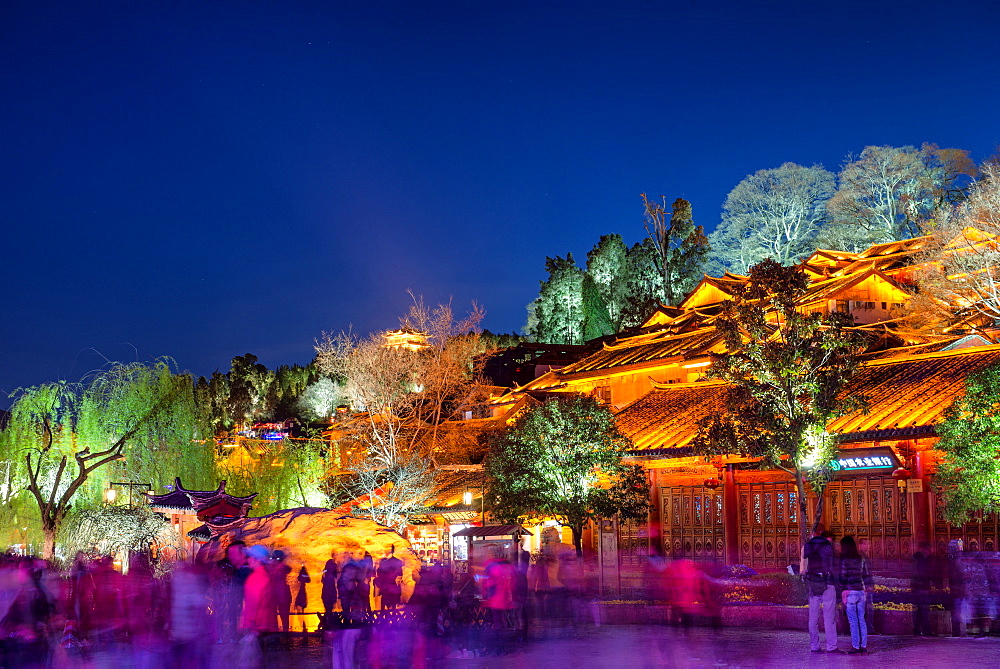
[830,448,898,473]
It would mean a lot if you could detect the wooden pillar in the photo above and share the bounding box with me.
[647,467,661,554]
[723,464,740,564]
[912,450,931,549]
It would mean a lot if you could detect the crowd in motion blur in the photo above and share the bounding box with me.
[2,536,999,668]
[0,542,610,669]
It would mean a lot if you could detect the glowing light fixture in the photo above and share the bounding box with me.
[104,488,117,504]
[682,360,711,369]
[462,491,473,506]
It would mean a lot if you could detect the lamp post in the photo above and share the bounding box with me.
[107,481,153,507]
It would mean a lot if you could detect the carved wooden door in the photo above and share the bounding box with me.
[660,486,724,561]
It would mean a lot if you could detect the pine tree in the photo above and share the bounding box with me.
[586,234,629,331]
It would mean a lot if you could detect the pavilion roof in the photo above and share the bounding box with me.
[616,344,1000,454]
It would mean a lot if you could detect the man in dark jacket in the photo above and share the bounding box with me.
[804,529,840,653]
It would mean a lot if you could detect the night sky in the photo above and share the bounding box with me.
[3,0,999,398]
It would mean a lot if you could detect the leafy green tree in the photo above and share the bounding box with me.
[933,364,1000,525]
[586,234,630,331]
[1,360,209,558]
[619,238,664,328]
[524,254,587,344]
[642,195,710,306]
[485,395,650,556]
[690,260,867,555]
[581,273,613,340]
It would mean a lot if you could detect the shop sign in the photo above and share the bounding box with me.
[830,447,899,473]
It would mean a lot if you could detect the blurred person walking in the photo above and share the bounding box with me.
[839,535,873,654]
[240,545,278,666]
[170,561,211,669]
[911,541,938,637]
[482,556,515,654]
[214,540,250,643]
[803,529,840,653]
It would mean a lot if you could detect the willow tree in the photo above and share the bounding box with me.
[485,395,649,556]
[690,260,867,554]
[1,360,209,558]
[216,437,329,515]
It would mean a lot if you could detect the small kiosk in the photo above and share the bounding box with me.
[451,525,531,575]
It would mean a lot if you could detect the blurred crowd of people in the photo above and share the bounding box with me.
[2,534,998,668]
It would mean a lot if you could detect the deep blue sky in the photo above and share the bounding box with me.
[3,0,999,397]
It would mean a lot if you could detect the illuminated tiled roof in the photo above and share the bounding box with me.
[556,328,723,375]
[616,345,1000,453]
[855,236,932,259]
[828,344,1000,438]
[615,381,729,452]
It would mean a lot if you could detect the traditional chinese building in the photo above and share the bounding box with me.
[145,478,258,556]
[491,233,1000,577]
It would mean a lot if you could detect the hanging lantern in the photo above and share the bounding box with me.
[892,467,912,490]
[703,478,721,490]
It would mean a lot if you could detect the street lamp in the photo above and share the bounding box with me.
[108,481,152,507]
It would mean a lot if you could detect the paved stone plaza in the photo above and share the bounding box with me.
[247,625,1000,668]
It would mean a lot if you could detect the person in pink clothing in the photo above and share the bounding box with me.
[483,557,515,654]
[241,545,277,635]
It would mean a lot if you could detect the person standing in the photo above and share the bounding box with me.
[375,546,404,611]
[839,536,873,654]
[269,550,293,633]
[321,551,339,624]
[803,529,840,653]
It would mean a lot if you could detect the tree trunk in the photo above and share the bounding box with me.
[795,470,809,574]
[42,523,57,560]
[570,524,584,558]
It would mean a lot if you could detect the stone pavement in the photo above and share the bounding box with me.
[437,626,1000,669]
[253,625,1000,668]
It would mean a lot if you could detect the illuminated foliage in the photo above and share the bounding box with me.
[914,163,1000,326]
[1,360,211,558]
[485,395,649,556]
[934,364,1000,525]
[315,295,489,528]
[642,195,710,306]
[217,437,329,515]
[61,505,180,562]
[822,144,976,250]
[691,260,866,549]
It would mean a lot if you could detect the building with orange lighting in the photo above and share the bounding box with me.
[490,235,1000,577]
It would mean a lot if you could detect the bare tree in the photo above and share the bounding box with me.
[711,162,835,273]
[315,295,489,528]
[914,163,1000,325]
[822,144,976,251]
